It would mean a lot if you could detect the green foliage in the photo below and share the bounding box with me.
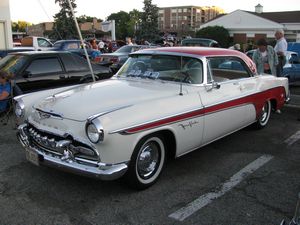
[196,26,230,48]
[12,21,32,32]
[108,11,131,40]
[140,0,159,42]
[77,15,102,23]
[51,0,78,40]
[128,9,143,39]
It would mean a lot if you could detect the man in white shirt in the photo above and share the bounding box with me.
[126,37,133,45]
[274,29,287,77]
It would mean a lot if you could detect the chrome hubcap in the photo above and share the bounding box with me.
[137,142,160,179]
[260,102,269,123]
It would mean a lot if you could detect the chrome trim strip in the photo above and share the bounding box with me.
[87,105,132,122]
[109,107,205,134]
[35,108,64,119]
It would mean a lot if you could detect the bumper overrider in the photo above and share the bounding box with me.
[17,123,128,180]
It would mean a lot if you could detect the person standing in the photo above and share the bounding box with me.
[274,29,287,76]
[126,37,133,45]
[252,38,278,75]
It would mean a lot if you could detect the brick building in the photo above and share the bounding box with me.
[27,18,102,38]
[158,5,224,35]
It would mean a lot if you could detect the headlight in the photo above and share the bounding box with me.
[85,119,104,143]
[15,99,25,118]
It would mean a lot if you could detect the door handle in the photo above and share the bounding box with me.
[59,75,66,79]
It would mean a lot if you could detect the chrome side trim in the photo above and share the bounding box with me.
[87,104,133,122]
[109,106,205,134]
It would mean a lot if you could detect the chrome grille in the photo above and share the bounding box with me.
[26,124,98,161]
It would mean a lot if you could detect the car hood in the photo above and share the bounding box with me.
[34,78,184,121]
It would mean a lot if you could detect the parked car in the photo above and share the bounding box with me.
[181,38,220,47]
[15,47,289,189]
[282,51,300,83]
[288,42,300,56]
[0,51,111,93]
[20,36,53,51]
[52,40,95,59]
[246,50,300,82]
[99,45,156,73]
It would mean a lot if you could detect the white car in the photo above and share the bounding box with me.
[15,47,289,189]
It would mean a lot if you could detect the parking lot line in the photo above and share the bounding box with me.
[284,130,300,146]
[168,154,274,221]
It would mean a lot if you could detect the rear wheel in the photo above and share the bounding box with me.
[255,100,271,129]
[125,134,166,190]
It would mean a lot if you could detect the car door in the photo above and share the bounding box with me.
[199,56,257,144]
[16,55,67,93]
[59,53,94,83]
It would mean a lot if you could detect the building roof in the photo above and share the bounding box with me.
[247,11,300,23]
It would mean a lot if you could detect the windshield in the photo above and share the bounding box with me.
[117,54,203,84]
[0,54,28,75]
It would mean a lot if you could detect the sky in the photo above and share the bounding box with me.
[9,0,300,24]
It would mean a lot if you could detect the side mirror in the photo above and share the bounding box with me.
[205,80,220,92]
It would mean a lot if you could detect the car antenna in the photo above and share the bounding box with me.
[179,57,183,96]
[179,82,183,96]
[67,0,96,82]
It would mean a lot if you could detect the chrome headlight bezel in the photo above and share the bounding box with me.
[15,99,25,118]
[85,119,104,144]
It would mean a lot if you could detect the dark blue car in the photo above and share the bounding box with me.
[52,40,95,59]
[283,51,300,83]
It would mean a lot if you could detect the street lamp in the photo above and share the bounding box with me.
[181,22,184,38]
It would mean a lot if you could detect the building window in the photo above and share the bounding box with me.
[159,10,164,14]
[183,8,187,12]
[171,9,177,13]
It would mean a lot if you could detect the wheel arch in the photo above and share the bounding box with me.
[270,98,277,111]
[136,129,177,161]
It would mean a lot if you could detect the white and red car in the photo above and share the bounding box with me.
[15,47,289,189]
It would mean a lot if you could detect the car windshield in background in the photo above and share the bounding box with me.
[117,54,203,84]
[0,55,28,74]
[115,45,139,53]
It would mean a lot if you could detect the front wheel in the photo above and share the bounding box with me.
[125,134,166,190]
[255,100,271,129]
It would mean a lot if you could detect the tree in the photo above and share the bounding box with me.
[12,21,32,32]
[128,9,142,40]
[108,11,130,40]
[77,15,102,23]
[51,0,78,40]
[196,26,230,48]
[140,0,159,42]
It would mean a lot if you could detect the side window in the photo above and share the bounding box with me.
[65,42,80,50]
[37,38,52,47]
[182,57,203,84]
[208,57,251,82]
[25,57,63,76]
[60,54,88,72]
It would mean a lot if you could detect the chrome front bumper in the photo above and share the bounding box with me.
[17,124,128,180]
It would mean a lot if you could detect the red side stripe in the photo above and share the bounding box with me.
[122,86,286,134]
